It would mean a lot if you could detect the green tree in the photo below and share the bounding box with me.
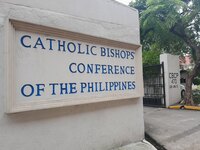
[143,49,161,65]
[130,0,200,105]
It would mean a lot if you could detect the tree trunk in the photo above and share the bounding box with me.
[185,74,194,105]
[184,64,200,105]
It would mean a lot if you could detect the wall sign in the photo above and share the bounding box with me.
[169,72,179,88]
[5,20,142,113]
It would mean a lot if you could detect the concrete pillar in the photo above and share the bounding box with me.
[160,53,181,107]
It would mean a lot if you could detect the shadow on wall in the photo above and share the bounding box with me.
[5,98,140,123]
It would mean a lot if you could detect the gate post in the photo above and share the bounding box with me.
[161,62,166,107]
[160,54,181,107]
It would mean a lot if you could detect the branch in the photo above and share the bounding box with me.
[141,27,154,38]
[170,24,184,38]
[170,23,200,64]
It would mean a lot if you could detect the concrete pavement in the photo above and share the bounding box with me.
[144,107,200,150]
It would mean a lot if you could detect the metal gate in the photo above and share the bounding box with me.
[143,62,166,107]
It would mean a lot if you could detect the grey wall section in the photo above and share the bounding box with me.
[0,100,144,150]
[0,0,140,45]
[0,0,144,150]
[0,0,138,26]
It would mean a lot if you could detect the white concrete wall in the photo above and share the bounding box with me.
[0,1,144,150]
[0,100,144,150]
[0,0,140,45]
[160,54,181,107]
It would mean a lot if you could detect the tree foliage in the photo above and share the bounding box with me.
[193,76,200,85]
[142,49,161,65]
[130,0,200,105]
[130,0,200,54]
[193,78,200,85]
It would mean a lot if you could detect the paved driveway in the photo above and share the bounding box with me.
[144,107,200,150]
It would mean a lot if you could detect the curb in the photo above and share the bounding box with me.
[168,105,200,111]
[145,133,166,150]
[111,139,157,150]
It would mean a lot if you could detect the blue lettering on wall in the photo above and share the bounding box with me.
[49,83,59,95]
[33,37,45,49]
[36,84,45,96]
[77,63,85,73]
[67,42,76,53]
[80,82,87,93]
[20,35,31,48]
[68,63,135,75]
[46,38,56,50]
[21,84,34,97]
[19,34,137,99]
[90,46,97,55]
[70,83,77,94]
[69,63,77,73]
[58,40,66,51]
[19,34,135,59]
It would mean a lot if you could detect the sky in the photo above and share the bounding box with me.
[116,0,132,5]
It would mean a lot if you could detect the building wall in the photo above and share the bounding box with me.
[0,0,140,45]
[0,0,144,150]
